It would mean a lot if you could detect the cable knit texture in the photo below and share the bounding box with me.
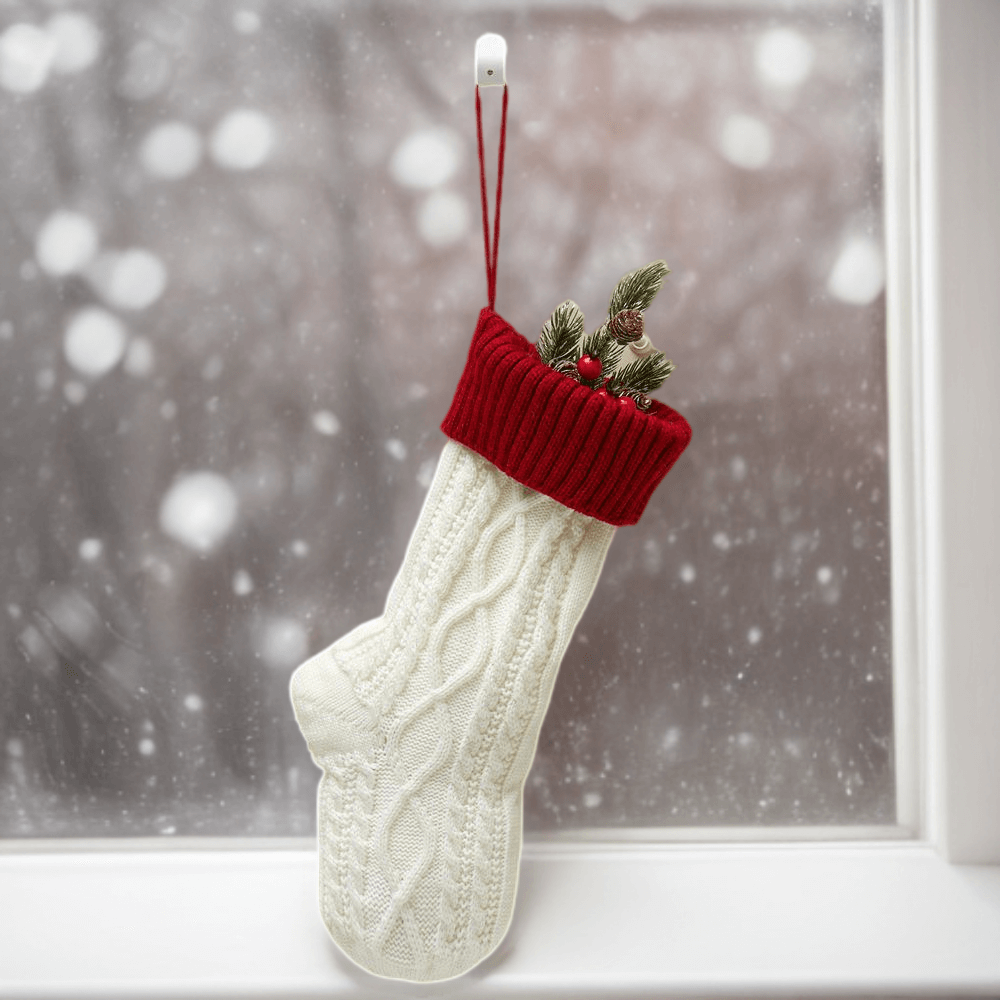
[441,307,693,526]
[290,441,614,982]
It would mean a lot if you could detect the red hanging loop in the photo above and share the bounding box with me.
[475,83,508,311]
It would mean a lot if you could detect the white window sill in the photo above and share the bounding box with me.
[1,843,999,998]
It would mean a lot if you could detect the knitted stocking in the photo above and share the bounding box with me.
[290,309,691,983]
[291,436,613,981]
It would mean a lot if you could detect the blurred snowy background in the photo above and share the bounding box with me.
[0,0,889,837]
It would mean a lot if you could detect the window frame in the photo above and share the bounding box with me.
[2,1,1000,995]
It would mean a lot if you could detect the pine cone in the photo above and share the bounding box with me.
[553,359,582,381]
[609,309,644,344]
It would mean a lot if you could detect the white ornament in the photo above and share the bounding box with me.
[613,332,659,374]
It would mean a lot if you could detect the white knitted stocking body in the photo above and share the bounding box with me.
[290,439,614,982]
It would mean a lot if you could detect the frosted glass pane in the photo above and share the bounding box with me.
[0,0,889,837]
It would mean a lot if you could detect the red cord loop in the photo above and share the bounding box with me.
[475,84,508,311]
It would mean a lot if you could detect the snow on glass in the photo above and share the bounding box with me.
[0,12,100,93]
[390,127,471,248]
[140,122,203,180]
[91,249,168,311]
[159,472,239,553]
[35,211,98,276]
[209,109,276,171]
[63,308,127,378]
[0,0,890,838]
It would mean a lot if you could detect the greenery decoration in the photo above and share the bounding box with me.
[534,260,677,408]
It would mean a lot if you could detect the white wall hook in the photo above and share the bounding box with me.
[475,33,507,87]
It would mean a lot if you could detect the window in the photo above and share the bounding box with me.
[2,0,999,996]
[2,0,896,841]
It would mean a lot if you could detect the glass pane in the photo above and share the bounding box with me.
[0,0,889,837]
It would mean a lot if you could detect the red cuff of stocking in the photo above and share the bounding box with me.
[441,308,692,527]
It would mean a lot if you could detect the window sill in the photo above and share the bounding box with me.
[2,844,999,998]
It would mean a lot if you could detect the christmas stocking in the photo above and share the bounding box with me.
[289,83,691,983]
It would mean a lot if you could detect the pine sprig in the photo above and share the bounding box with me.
[609,353,676,395]
[608,260,670,317]
[534,259,678,406]
[537,299,585,365]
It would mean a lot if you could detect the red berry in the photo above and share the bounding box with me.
[617,394,636,408]
[577,355,603,380]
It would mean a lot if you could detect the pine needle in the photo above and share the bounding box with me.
[609,353,676,395]
[608,260,670,317]
[537,299,585,365]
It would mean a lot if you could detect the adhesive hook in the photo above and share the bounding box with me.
[475,33,507,87]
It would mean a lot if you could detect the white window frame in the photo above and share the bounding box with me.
[2,2,999,995]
